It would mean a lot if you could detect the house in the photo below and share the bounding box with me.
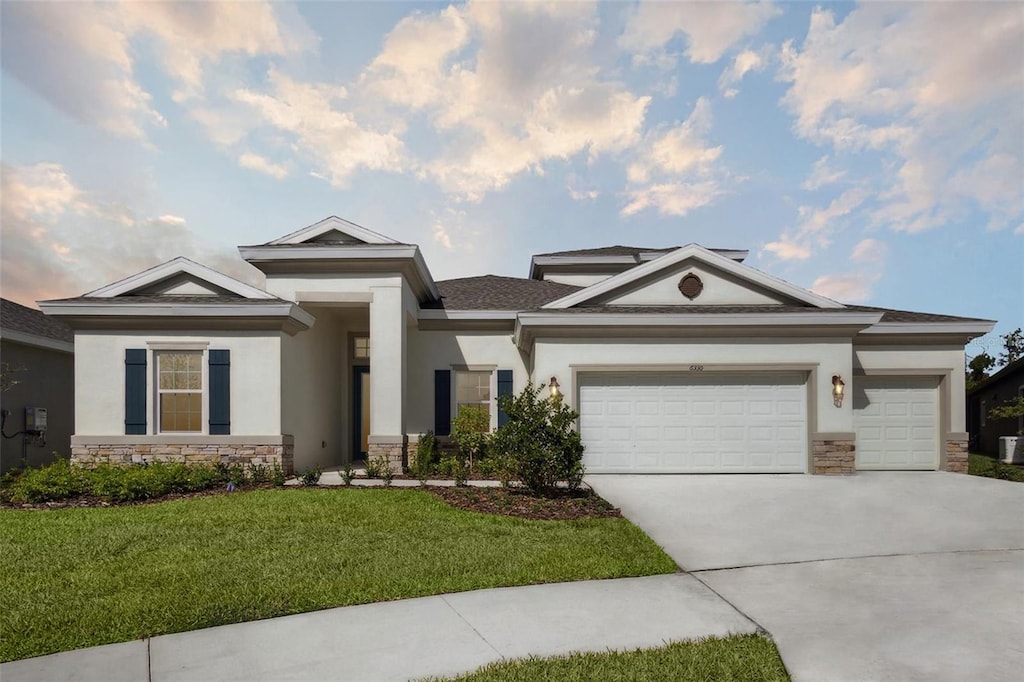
[38,216,994,476]
[0,298,75,473]
[967,357,1024,455]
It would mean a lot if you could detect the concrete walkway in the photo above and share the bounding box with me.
[589,472,1024,682]
[2,574,759,682]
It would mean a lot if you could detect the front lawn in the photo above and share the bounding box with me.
[968,452,1024,482]
[0,488,676,662]
[434,634,790,682]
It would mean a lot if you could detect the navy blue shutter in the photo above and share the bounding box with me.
[496,370,513,428]
[434,370,451,436]
[124,349,147,435]
[208,350,230,435]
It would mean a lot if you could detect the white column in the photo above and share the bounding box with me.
[368,284,406,439]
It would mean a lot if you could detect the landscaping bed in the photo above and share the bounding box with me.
[434,634,790,682]
[968,452,1024,482]
[428,485,620,520]
[0,487,676,662]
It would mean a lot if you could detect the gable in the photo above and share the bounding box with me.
[597,260,798,306]
[133,272,238,297]
[267,216,399,245]
[543,244,843,310]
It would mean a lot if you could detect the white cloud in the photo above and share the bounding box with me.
[850,238,886,264]
[762,187,870,262]
[238,153,289,180]
[810,272,878,303]
[718,48,770,98]
[761,239,811,261]
[0,162,258,305]
[0,2,311,138]
[621,1,780,65]
[778,3,1024,234]
[802,155,846,191]
[622,97,729,217]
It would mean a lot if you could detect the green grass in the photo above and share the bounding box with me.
[968,452,1024,482]
[433,634,790,682]
[0,488,677,662]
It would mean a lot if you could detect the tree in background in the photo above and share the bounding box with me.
[966,327,1022,390]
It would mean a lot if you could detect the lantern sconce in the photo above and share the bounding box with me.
[549,376,561,402]
[831,374,845,408]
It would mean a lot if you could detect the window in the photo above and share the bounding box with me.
[158,352,203,432]
[981,400,987,428]
[455,370,491,423]
[354,337,370,359]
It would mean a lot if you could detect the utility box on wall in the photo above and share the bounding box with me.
[1000,436,1022,464]
[25,407,48,434]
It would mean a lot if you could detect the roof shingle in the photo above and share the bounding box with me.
[428,276,582,310]
[1,298,73,342]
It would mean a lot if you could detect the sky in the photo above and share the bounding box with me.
[1,1,1021,360]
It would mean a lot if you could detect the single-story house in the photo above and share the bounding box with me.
[967,357,1024,455]
[39,216,994,476]
[1,298,75,473]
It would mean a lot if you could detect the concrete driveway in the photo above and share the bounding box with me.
[588,472,1024,682]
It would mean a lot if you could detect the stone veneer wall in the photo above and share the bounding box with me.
[943,436,968,474]
[367,436,408,474]
[811,436,856,475]
[71,443,295,476]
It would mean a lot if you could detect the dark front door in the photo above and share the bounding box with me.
[353,366,370,460]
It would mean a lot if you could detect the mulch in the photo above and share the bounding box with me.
[0,485,269,511]
[426,485,622,521]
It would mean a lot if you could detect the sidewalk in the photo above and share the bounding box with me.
[2,574,758,682]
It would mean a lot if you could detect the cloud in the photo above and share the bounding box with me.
[718,48,770,98]
[762,187,870,261]
[622,98,729,217]
[0,2,311,138]
[761,239,811,261]
[778,3,1024,234]
[810,272,878,304]
[0,162,258,305]
[850,238,887,265]
[621,1,780,65]
[802,155,846,191]
[238,153,289,180]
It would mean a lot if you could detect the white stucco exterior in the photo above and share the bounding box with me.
[46,218,992,475]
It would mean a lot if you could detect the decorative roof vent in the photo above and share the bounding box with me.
[678,273,703,300]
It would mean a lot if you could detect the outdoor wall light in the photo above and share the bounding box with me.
[549,376,561,401]
[832,374,846,408]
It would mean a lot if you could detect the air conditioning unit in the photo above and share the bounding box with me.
[999,436,1022,464]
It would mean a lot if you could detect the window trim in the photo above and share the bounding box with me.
[452,368,498,432]
[153,349,208,435]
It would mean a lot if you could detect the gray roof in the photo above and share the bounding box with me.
[429,276,582,310]
[533,245,673,258]
[1,298,73,342]
[526,304,990,324]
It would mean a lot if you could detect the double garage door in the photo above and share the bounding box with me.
[579,373,808,473]
[579,372,940,473]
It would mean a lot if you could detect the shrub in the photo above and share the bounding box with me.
[364,456,386,479]
[298,465,323,487]
[492,382,585,495]
[269,462,287,487]
[412,431,440,482]
[380,464,395,487]
[0,460,90,503]
[452,405,490,468]
[340,462,355,486]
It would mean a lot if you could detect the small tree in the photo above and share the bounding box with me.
[451,405,490,470]
[967,352,996,389]
[998,328,1024,367]
[491,382,584,495]
[989,397,1024,426]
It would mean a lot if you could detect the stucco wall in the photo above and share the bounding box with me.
[406,329,529,435]
[854,345,966,433]
[73,330,281,437]
[599,261,791,306]
[0,340,74,473]
[533,337,854,434]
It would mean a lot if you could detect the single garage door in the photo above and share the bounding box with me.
[853,376,939,470]
[579,372,808,473]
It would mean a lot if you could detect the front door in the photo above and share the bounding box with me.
[353,366,370,459]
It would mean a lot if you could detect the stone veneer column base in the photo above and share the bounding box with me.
[943,434,969,474]
[811,433,856,475]
[367,435,408,474]
[70,438,295,476]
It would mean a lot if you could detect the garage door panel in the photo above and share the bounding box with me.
[854,376,939,470]
[580,372,808,473]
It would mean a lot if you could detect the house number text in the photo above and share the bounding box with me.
[689,364,705,371]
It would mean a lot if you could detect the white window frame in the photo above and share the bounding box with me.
[452,367,498,432]
[152,348,209,435]
[354,336,370,359]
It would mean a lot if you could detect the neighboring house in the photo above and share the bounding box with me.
[967,358,1024,455]
[0,298,75,473]
[39,216,994,476]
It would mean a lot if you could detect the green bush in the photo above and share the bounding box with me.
[452,405,490,468]
[492,382,585,495]
[298,465,323,487]
[0,460,236,504]
[412,431,440,480]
